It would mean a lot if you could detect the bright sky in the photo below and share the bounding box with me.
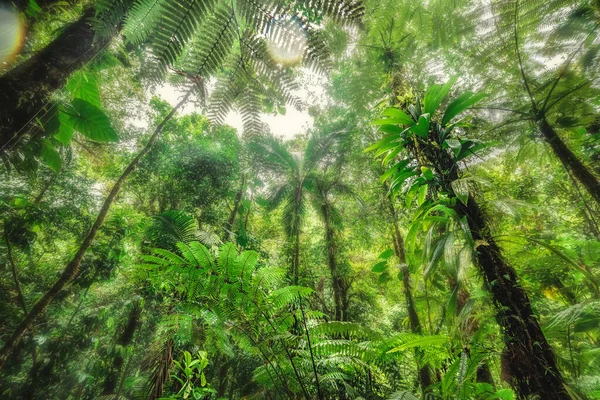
[155,68,327,139]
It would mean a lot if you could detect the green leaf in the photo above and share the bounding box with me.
[408,115,430,138]
[445,138,462,157]
[25,0,42,17]
[442,92,487,127]
[67,72,101,108]
[389,170,419,196]
[405,182,420,207]
[378,124,405,135]
[67,99,119,142]
[417,184,428,206]
[456,140,487,161]
[371,261,388,273]
[423,76,457,116]
[378,249,394,259]
[451,179,469,205]
[421,166,434,180]
[380,159,411,183]
[365,132,401,153]
[387,335,448,353]
[55,112,75,145]
[381,107,414,124]
[40,140,61,172]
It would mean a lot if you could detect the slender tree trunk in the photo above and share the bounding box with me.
[226,175,246,237]
[431,146,570,399]
[0,92,191,370]
[538,117,600,204]
[5,229,28,316]
[103,302,142,396]
[450,280,496,389]
[33,173,57,205]
[385,192,433,392]
[292,225,301,285]
[0,8,113,151]
[322,202,346,321]
[217,361,230,398]
[4,228,38,372]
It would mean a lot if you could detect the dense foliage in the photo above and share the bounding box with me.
[1,0,599,399]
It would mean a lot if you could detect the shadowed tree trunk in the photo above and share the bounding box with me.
[321,201,349,321]
[226,174,246,240]
[449,279,496,389]
[0,92,191,370]
[385,190,433,393]
[103,302,142,395]
[425,136,571,399]
[0,8,111,151]
[538,117,600,204]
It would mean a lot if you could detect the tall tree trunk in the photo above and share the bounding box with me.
[431,144,570,399]
[147,338,174,400]
[103,302,142,396]
[5,228,28,316]
[293,230,300,285]
[0,8,111,151]
[458,197,568,398]
[450,279,496,389]
[0,92,191,370]
[322,202,347,321]
[538,117,600,204]
[385,193,433,392]
[226,174,246,238]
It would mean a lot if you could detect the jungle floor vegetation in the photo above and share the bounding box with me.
[1,0,600,399]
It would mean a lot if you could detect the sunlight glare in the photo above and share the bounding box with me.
[0,6,26,68]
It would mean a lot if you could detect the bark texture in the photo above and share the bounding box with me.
[0,8,109,151]
[431,143,570,399]
[321,201,349,321]
[539,117,600,204]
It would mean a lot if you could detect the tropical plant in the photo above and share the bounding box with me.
[368,79,571,399]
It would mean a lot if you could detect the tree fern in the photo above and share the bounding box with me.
[120,0,364,133]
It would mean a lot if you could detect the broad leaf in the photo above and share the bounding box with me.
[442,92,487,127]
[54,112,75,145]
[67,99,119,142]
[409,114,430,138]
[67,72,101,108]
[40,140,61,172]
[381,107,414,125]
[378,249,395,259]
[451,179,470,205]
[423,76,457,116]
[372,261,388,273]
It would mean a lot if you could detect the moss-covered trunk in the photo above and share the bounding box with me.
[0,8,110,151]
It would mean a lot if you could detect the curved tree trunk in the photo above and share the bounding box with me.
[0,92,191,371]
[538,117,600,204]
[0,8,111,151]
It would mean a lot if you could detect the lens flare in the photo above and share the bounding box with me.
[0,6,26,68]
[266,19,307,66]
